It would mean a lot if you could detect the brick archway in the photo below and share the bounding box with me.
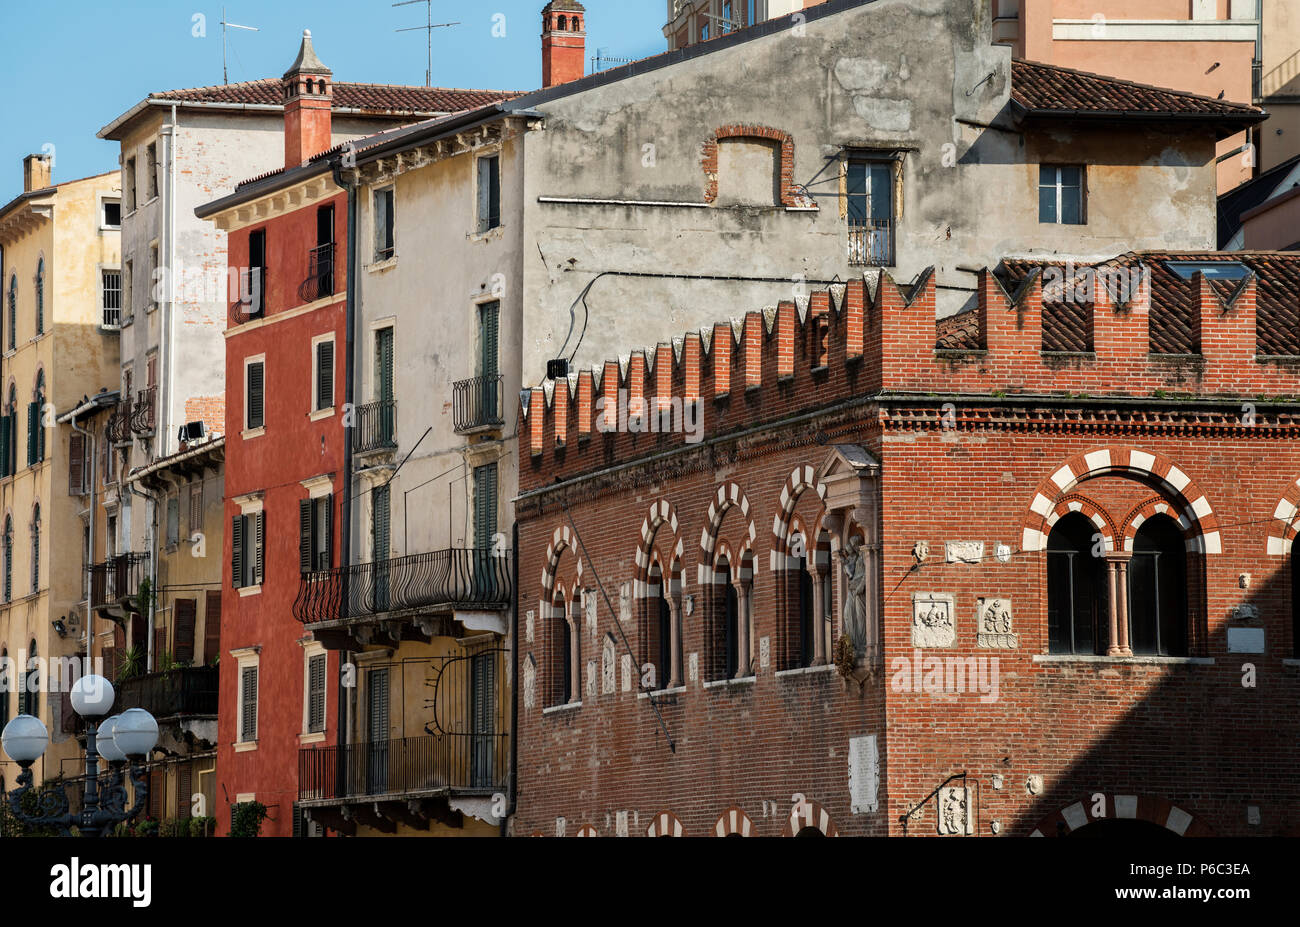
[701,125,814,208]
[780,799,839,837]
[1029,794,1212,837]
[1267,477,1300,556]
[646,810,685,837]
[1022,447,1222,555]
[634,499,683,598]
[1118,496,1203,552]
[769,464,828,572]
[697,482,756,586]
[713,805,755,837]
[574,823,598,837]
[1042,491,1121,554]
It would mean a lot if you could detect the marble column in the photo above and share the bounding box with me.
[734,581,751,679]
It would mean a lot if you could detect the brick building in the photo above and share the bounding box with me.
[513,251,1300,837]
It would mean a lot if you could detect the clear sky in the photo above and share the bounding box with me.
[0,1,666,189]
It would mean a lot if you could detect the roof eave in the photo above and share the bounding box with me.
[195,158,337,220]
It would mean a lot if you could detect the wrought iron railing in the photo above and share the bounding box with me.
[452,375,504,433]
[88,553,150,611]
[848,218,894,267]
[116,666,219,718]
[293,548,513,624]
[229,267,265,327]
[299,730,508,801]
[129,387,156,436]
[298,243,335,304]
[106,400,133,444]
[351,399,396,453]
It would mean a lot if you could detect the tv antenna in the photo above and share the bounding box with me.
[221,7,259,85]
[393,0,460,87]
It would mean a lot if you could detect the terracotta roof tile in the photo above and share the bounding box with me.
[151,79,521,115]
[1011,59,1262,119]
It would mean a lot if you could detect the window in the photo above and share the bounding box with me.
[797,549,814,667]
[231,511,265,589]
[314,337,335,411]
[299,494,333,573]
[1293,548,1299,659]
[146,142,158,200]
[373,187,395,261]
[722,1,733,31]
[1165,260,1251,281]
[305,651,327,734]
[551,591,575,706]
[7,274,16,350]
[473,464,498,550]
[3,515,11,603]
[847,157,895,266]
[173,598,196,664]
[239,663,258,742]
[372,325,395,446]
[189,482,203,538]
[701,19,710,41]
[28,370,45,466]
[102,269,122,328]
[245,229,267,317]
[102,198,121,229]
[122,261,133,324]
[166,495,180,546]
[1046,513,1108,655]
[476,156,500,234]
[1,385,15,479]
[245,359,265,431]
[125,157,136,212]
[34,258,43,336]
[29,505,38,593]
[0,648,8,726]
[709,557,740,682]
[148,244,159,312]
[1129,515,1188,656]
[1039,164,1085,225]
[20,641,37,719]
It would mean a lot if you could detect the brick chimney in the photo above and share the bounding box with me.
[282,30,334,169]
[541,1,586,89]
[23,154,51,192]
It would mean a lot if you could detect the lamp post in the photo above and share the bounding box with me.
[1,675,157,837]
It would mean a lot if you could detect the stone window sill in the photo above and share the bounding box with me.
[702,675,756,689]
[637,686,686,700]
[234,741,258,753]
[542,701,582,715]
[775,664,837,678]
[1032,654,1214,666]
[238,584,262,598]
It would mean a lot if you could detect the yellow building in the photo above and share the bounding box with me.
[0,154,122,792]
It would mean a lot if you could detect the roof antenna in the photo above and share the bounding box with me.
[220,7,259,85]
[393,0,461,88]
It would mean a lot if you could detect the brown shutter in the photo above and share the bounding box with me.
[177,763,193,819]
[231,516,243,589]
[148,769,164,820]
[154,627,167,666]
[203,591,222,663]
[174,598,197,664]
[68,433,84,494]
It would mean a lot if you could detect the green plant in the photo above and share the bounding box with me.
[136,578,154,617]
[135,818,160,838]
[188,815,214,837]
[833,634,856,680]
[230,801,268,838]
[0,773,68,837]
[117,644,144,682]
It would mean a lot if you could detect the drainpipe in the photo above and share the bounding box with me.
[157,105,178,459]
[331,156,359,771]
[67,416,96,670]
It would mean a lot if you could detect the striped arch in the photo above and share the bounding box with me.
[1042,492,1120,554]
[646,810,685,837]
[713,805,755,837]
[1267,478,1300,556]
[1029,794,1211,837]
[780,799,839,837]
[1022,447,1222,555]
[634,500,684,598]
[1119,496,1202,553]
[540,525,574,597]
[770,465,828,571]
[574,824,599,837]
[697,482,757,586]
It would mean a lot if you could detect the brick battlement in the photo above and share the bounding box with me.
[521,254,1300,490]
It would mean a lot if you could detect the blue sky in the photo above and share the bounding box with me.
[0,1,666,188]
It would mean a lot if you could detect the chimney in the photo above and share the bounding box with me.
[541,1,586,89]
[282,30,334,169]
[23,154,52,192]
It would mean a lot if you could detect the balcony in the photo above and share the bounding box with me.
[298,243,335,305]
[88,553,149,617]
[453,375,504,434]
[848,218,894,267]
[293,548,513,628]
[351,399,396,454]
[116,666,218,752]
[228,267,265,327]
[106,399,133,444]
[129,387,156,436]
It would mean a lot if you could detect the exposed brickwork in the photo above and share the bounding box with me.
[701,124,815,209]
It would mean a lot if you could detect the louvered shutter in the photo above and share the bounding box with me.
[148,769,163,820]
[323,494,333,570]
[189,483,202,536]
[231,516,244,589]
[203,591,222,663]
[68,432,84,494]
[0,415,9,477]
[25,403,36,467]
[292,804,305,838]
[174,599,196,664]
[375,329,393,402]
[154,627,166,666]
[308,653,326,733]
[316,341,334,410]
[299,499,312,574]
[254,512,265,584]
[246,363,264,430]
[474,464,498,550]
[240,666,258,741]
[177,764,193,819]
[372,487,390,561]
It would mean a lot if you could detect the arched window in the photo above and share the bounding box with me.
[0,646,8,724]
[797,545,814,666]
[5,383,16,474]
[643,562,674,690]
[557,14,567,30]
[1293,547,1299,658]
[6,274,15,350]
[32,369,45,464]
[23,639,37,720]
[1129,515,1187,656]
[30,503,39,593]
[2,514,11,603]
[550,589,574,707]
[657,582,672,690]
[709,556,740,681]
[34,257,44,335]
[1046,513,1108,655]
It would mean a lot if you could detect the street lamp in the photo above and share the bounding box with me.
[1,675,157,837]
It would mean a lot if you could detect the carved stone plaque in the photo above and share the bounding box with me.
[601,636,616,695]
[522,656,537,709]
[912,593,956,648]
[945,541,984,564]
[618,582,631,623]
[976,596,1018,649]
[937,786,973,835]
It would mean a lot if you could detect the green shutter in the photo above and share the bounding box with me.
[372,487,390,561]
[473,464,498,550]
[231,516,244,589]
[317,341,334,410]
[246,363,264,430]
[375,328,394,403]
[26,403,36,467]
[254,512,265,584]
[1,415,10,478]
[323,494,333,571]
[299,499,312,574]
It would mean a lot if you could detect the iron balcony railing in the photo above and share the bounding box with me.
[229,267,265,327]
[106,400,133,444]
[129,387,156,436]
[351,399,396,453]
[88,553,150,611]
[293,548,513,624]
[848,218,895,267]
[298,243,335,304]
[299,731,508,802]
[452,375,504,433]
[116,666,219,719]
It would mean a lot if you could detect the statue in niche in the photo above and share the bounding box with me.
[840,536,868,654]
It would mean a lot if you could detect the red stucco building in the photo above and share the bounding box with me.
[513,252,1300,837]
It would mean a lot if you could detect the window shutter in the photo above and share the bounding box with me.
[189,483,202,537]
[26,402,36,467]
[254,512,265,584]
[247,363,264,430]
[317,341,334,410]
[154,627,167,666]
[372,487,390,561]
[203,591,222,663]
[0,414,9,478]
[68,433,84,494]
[36,404,44,461]
[489,157,501,229]
[479,303,499,380]
[323,494,333,571]
[231,516,244,589]
[474,464,498,550]
[308,653,326,733]
[292,804,305,838]
[174,598,197,664]
[299,499,312,574]
[241,666,258,741]
[375,328,394,402]
[177,764,193,819]
[149,769,164,820]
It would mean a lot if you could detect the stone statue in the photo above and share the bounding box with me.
[840,538,867,652]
